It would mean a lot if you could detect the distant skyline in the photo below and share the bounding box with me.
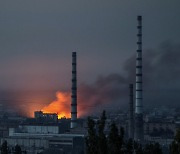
[0,1,180,116]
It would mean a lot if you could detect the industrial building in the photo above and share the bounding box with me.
[1,125,85,154]
[0,52,86,154]
[34,111,58,123]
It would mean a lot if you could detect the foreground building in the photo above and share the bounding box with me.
[1,123,85,154]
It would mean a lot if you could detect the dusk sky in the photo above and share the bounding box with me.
[0,1,180,116]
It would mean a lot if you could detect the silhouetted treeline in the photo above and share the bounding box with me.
[86,110,162,154]
[0,141,23,154]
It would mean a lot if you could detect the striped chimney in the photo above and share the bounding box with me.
[135,16,144,141]
[71,52,77,129]
[129,84,134,139]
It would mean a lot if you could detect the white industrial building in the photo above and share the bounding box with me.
[1,124,85,154]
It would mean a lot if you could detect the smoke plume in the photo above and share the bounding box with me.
[1,42,180,117]
[77,42,180,114]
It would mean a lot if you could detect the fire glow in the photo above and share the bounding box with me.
[41,91,71,119]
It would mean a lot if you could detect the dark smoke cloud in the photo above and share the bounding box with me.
[78,74,129,115]
[78,42,180,115]
[143,42,180,108]
[1,42,180,116]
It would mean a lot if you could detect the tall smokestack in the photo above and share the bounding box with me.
[135,16,144,141]
[71,52,77,129]
[129,84,134,139]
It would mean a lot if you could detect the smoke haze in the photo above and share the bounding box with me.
[1,42,179,117]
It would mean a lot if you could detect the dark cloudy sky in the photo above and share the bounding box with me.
[0,0,180,114]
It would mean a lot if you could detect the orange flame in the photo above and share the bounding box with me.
[41,91,71,119]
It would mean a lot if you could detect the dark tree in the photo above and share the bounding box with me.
[86,117,98,154]
[170,128,180,154]
[97,110,107,154]
[124,139,134,154]
[170,141,179,154]
[134,142,143,154]
[15,144,22,154]
[153,143,162,154]
[108,122,123,154]
[143,143,162,154]
[120,127,124,147]
[1,141,8,154]
[175,128,180,143]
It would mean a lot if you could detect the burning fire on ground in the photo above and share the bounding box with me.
[41,91,71,119]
